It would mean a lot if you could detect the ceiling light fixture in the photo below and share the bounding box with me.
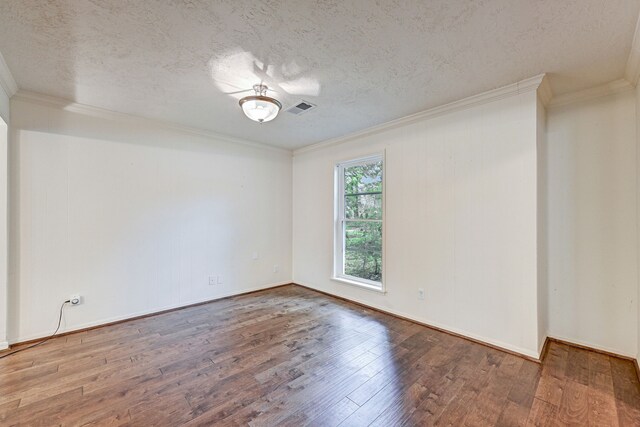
[239,84,282,123]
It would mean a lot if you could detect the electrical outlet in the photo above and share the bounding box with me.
[70,294,82,305]
[252,251,259,260]
[418,288,425,301]
[209,276,216,285]
[273,265,279,273]
[217,275,224,284]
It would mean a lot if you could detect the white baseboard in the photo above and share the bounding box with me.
[294,281,541,360]
[11,281,292,345]
[0,341,8,350]
[547,333,636,359]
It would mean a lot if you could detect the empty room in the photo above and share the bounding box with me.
[1,1,640,425]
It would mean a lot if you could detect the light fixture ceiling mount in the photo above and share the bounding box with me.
[239,84,282,123]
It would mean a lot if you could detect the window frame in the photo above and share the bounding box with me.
[332,152,386,293]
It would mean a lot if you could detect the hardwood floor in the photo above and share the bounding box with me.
[0,284,639,426]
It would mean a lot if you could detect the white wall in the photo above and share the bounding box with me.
[0,86,8,349]
[637,83,640,367]
[8,97,292,342]
[6,81,639,362]
[537,96,548,353]
[293,89,542,358]
[547,89,638,358]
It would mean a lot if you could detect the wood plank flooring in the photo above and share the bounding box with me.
[0,284,639,426]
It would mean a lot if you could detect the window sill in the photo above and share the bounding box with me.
[331,276,386,294]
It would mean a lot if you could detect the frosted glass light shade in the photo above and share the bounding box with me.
[239,96,282,123]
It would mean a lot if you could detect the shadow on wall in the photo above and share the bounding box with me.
[0,117,7,347]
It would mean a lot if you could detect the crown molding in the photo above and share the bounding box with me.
[12,90,291,154]
[547,79,634,108]
[294,74,548,155]
[537,75,553,107]
[0,51,18,99]
[625,12,640,85]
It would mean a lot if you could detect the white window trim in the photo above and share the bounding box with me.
[332,152,386,293]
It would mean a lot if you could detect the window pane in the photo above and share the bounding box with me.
[344,161,383,195]
[345,193,382,220]
[345,221,382,282]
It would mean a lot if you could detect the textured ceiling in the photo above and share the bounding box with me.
[0,0,639,149]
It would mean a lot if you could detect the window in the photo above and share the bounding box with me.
[334,154,384,291]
